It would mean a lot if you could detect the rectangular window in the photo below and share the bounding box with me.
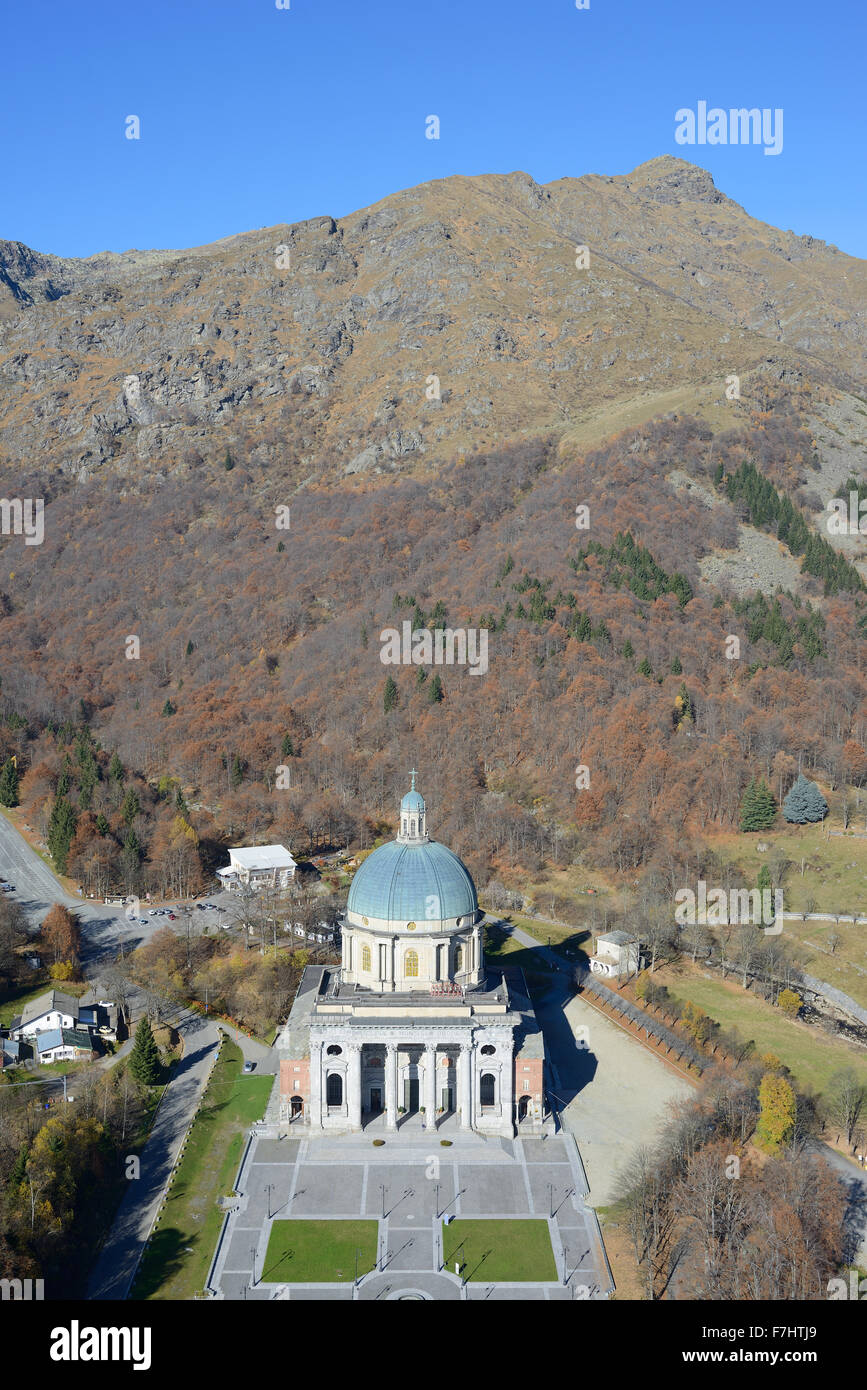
[523,1080,530,1090]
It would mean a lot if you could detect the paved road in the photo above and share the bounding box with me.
[815,1143,867,1269]
[87,1009,224,1300]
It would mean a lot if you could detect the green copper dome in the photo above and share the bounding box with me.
[347,838,478,923]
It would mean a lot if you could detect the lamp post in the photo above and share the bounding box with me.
[265,1183,273,1219]
[434,1182,440,1219]
[250,1245,257,1288]
[380,1183,387,1217]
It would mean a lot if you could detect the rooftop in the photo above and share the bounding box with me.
[228,844,296,870]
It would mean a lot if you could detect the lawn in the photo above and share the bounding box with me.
[655,964,867,1096]
[442,1218,557,1282]
[262,1220,378,1283]
[783,918,867,1012]
[712,815,867,917]
[132,1036,272,1300]
[483,925,560,987]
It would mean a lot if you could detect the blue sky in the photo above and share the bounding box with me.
[3,0,865,258]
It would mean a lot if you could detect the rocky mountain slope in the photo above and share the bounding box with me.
[0,156,864,483]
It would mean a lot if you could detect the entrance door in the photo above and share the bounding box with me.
[518,1095,530,1121]
[441,1086,454,1113]
[370,1087,382,1113]
[404,1078,420,1112]
[290,1095,303,1117]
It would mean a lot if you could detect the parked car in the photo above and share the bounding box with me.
[2,885,14,893]
[167,912,177,920]
[242,1061,255,1073]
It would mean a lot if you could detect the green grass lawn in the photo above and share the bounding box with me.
[132,1036,272,1300]
[656,965,867,1096]
[484,924,559,978]
[783,918,867,1011]
[713,816,867,917]
[442,1218,557,1282]
[262,1220,378,1283]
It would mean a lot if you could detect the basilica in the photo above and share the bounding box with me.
[277,774,548,1138]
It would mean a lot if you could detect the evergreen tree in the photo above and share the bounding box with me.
[95,813,110,836]
[108,752,125,783]
[783,773,829,824]
[128,1016,162,1086]
[670,655,683,675]
[280,733,295,758]
[47,796,77,872]
[122,829,142,881]
[427,672,444,704]
[740,777,776,832]
[161,700,176,717]
[230,755,244,789]
[0,758,20,808]
[383,676,399,713]
[637,657,653,678]
[622,639,634,659]
[121,788,140,826]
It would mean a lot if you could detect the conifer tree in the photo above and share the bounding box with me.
[47,796,77,872]
[427,672,444,704]
[740,777,776,832]
[383,676,398,713]
[128,1016,162,1086]
[0,758,20,808]
[783,773,828,824]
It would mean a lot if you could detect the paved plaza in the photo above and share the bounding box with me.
[209,1128,613,1301]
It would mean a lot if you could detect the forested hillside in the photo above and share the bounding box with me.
[2,373,867,902]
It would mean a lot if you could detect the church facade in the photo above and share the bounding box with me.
[277,775,548,1138]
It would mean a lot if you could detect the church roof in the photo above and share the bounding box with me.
[347,838,477,923]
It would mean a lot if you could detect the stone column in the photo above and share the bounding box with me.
[459,1041,473,1130]
[348,1042,362,1131]
[385,1042,398,1129]
[309,1040,323,1129]
[500,1046,515,1136]
[424,1043,437,1128]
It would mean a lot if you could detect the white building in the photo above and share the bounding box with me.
[588,929,640,980]
[217,844,297,893]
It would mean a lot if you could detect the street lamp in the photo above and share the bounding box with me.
[265,1183,273,1219]
[380,1183,387,1217]
[250,1245,257,1287]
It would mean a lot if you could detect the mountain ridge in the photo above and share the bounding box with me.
[0,157,864,484]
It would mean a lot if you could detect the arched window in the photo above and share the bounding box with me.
[454,945,463,973]
[326,1073,343,1106]
[326,1044,342,1056]
[480,1073,496,1107]
[410,818,416,835]
[361,944,371,973]
[480,1044,495,1056]
[405,948,419,978]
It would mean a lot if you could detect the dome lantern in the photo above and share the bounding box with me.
[398,767,427,842]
